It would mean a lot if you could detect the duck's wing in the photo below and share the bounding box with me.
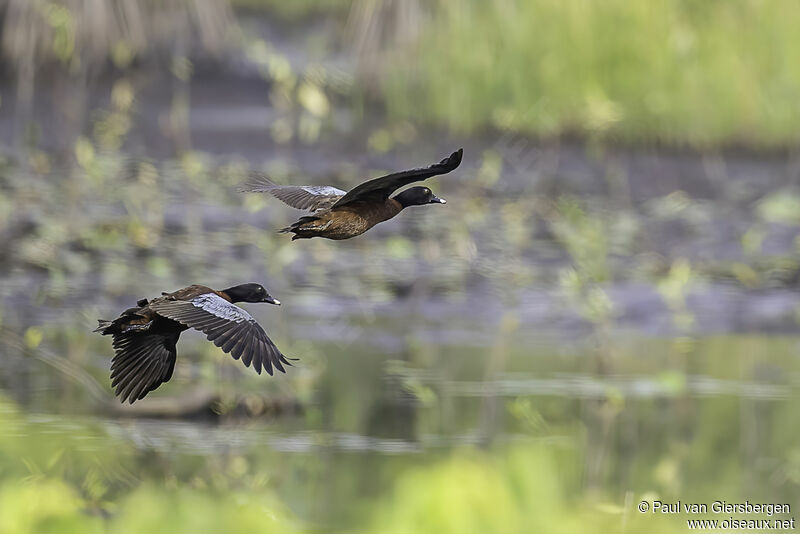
[332,148,463,208]
[149,293,293,376]
[110,331,178,404]
[241,174,346,213]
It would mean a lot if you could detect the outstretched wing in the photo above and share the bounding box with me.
[241,173,346,212]
[150,293,293,376]
[110,331,178,404]
[332,148,463,208]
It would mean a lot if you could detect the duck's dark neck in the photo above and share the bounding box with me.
[221,285,247,302]
[390,194,412,210]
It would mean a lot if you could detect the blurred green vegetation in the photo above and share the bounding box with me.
[381,0,800,147]
[6,1,800,148]
[364,449,697,534]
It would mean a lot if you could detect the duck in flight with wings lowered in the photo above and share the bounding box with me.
[95,283,293,404]
[242,148,463,240]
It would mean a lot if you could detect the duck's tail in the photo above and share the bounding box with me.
[95,305,153,335]
[94,319,115,335]
[279,228,308,241]
[279,216,320,240]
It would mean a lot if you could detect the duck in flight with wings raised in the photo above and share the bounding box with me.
[242,148,463,240]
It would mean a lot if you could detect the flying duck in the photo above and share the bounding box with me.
[95,283,293,404]
[242,148,463,240]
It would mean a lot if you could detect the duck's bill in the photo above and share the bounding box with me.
[263,296,281,305]
[430,196,447,204]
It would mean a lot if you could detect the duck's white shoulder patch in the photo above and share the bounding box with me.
[302,185,346,197]
[192,293,252,323]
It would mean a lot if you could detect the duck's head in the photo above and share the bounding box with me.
[393,186,446,208]
[223,283,281,305]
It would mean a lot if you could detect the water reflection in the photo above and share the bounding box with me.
[2,308,800,527]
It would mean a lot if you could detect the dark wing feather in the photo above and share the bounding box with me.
[149,294,293,376]
[110,331,178,404]
[241,173,345,212]
[332,148,463,208]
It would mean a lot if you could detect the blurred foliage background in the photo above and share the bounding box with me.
[0,0,799,532]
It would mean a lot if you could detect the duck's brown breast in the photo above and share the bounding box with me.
[322,200,402,238]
